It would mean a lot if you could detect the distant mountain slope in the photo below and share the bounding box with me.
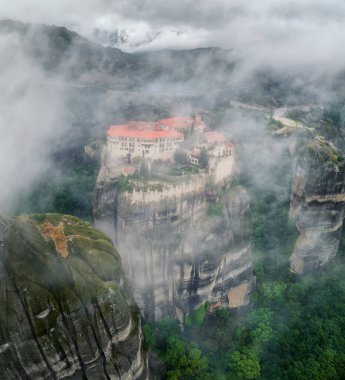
[136,47,236,91]
[2,19,345,107]
[0,19,237,93]
[0,19,141,87]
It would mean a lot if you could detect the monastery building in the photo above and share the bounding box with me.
[106,115,234,167]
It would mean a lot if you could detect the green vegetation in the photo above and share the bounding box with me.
[10,95,345,378]
[0,213,137,375]
[139,155,150,178]
[165,337,209,380]
[228,348,261,379]
[144,126,345,379]
[152,159,200,177]
[301,135,344,168]
[174,148,188,165]
[207,202,223,217]
[285,106,345,166]
[285,109,308,122]
[199,146,209,168]
[11,161,100,221]
[118,174,133,192]
[169,165,200,176]
[185,303,208,327]
[267,118,284,130]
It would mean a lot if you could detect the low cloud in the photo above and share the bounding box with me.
[1,0,345,75]
[0,32,67,211]
[0,1,344,211]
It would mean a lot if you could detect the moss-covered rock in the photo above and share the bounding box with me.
[0,214,147,379]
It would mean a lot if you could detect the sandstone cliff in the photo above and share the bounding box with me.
[289,155,345,274]
[269,106,345,273]
[0,214,147,379]
[94,167,254,322]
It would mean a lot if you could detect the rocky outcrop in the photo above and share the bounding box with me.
[94,167,254,322]
[289,160,345,273]
[269,106,345,274]
[0,214,148,379]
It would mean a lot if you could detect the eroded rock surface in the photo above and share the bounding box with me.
[0,214,147,379]
[289,160,345,273]
[95,167,254,322]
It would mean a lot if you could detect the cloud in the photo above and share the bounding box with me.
[1,0,345,70]
[0,32,67,211]
[0,0,344,211]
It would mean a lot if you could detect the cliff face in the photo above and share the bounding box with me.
[289,160,345,273]
[94,168,254,322]
[0,214,147,379]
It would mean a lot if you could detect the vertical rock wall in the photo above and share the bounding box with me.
[95,170,254,322]
[289,160,345,273]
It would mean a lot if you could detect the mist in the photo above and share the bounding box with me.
[1,3,345,380]
[0,4,343,221]
[0,14,341,218]
[2,0,345,75]
[0,32,68,212]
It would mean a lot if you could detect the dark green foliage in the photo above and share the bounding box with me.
[139,155,149,178]
[285,109,308,122]
[143,321,210,380]
[228,348,261,379]
[150,159,200,179]
[174,148,188,165]
[300,136,342,166]
[31,213,47,222]
[143,318,180,352]
[118,174,133,192]
[185,303,208,327]
[12,161,100,221]
[207,202,223,217]
[199,146,209,168]
[144,125,345,379]
[165,337,209,380]
[231,175,241,187]
[268,118,284,130]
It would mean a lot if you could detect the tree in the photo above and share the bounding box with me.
[165,337,188,379]
[118,174,131,192]
[165,337,209,379]
[139,154,149,178]
[199,146,209,168]
[174,149,188,166]
[228,348,261,379]
[187,347,208,378]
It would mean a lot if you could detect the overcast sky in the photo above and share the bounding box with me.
[1,0,345,68]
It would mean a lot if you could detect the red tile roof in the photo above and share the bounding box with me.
[122,166,136,175]
[159,117,193,129]
[203,131,226,144]
[107,124,183,139]
[128,121,157,129]
[225,142,235,148]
